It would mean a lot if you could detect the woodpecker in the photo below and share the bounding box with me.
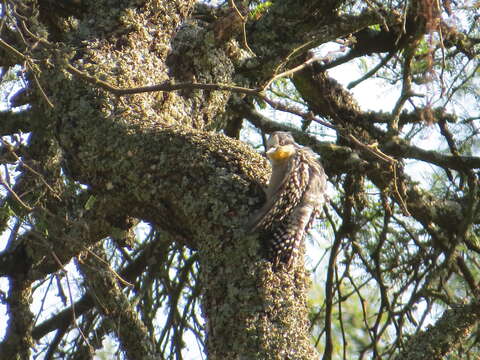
[248,132,327,269]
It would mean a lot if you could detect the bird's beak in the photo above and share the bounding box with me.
[266,144,295,161]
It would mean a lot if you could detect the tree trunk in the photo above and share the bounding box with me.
[22,0,322,358]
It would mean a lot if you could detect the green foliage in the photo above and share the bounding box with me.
[249,1,272,20]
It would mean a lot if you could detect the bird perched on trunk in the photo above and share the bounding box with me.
[248,132,327,270]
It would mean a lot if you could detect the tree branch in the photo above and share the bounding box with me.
[394,302,480,360]
[78,246,158,360]
[0,275,34,358]
[0,110,34,136]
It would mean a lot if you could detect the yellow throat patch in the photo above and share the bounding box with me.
[266,144,296,161]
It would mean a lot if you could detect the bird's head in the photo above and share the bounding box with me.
[266,132,297,162]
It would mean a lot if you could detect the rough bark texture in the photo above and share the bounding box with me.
[12,0,334,358]
[394,303,480,360]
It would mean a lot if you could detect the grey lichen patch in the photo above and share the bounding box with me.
[251,263,316,359]
[50,0,225,130]
[200,241,317,359]
[166,21,241,129]
[195,155,315,358]
[43,1,245,146]
[96,128,263,243]
[395,303,480,360]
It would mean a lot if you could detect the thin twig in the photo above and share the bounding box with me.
[0,139,61,199]
[50,250,94,356]
[390,48,414,131]
[335,266,348,360]
[0,36,54,108]
[0,174,33,210]
[262,56,320,91]
[0,37,27,59]
[0,0,8,35]
[84,246,134,287]
[262,95,336,130]
[229,0,255,56]
[33,275,54,326]
[65,63,261,97]
[347,52,394,89]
